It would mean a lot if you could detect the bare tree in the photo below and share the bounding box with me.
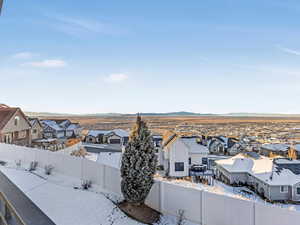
[176,209,185,225]
[0,0,3,15]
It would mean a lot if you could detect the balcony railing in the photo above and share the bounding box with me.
[0,192,27,225]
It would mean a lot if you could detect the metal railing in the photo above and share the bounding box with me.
[0,192,27,225]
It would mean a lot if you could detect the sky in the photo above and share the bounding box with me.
[1,0,300,114]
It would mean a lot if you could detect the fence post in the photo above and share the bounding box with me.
[253,201,256,225]
[201,190,203,225]
[159,181,164,214]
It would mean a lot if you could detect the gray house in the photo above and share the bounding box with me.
[215,152,300,202]
[260,143,289,157]
[104,129,129,146]
[208,136,242,156]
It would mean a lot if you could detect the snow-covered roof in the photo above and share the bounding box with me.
[33,138,57,143]
[109,129,129,138]
[66,123,81,131]
[216,153,300,186]
[295,144,300,152]
[275,158,300,165]
[41,120,64,131]
[87,130,110,137]
[181,137,209,154]
[261,143,289,152]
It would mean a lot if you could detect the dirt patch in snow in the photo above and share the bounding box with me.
[118,201,160,224]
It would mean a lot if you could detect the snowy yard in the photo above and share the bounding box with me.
[0,165,197,225]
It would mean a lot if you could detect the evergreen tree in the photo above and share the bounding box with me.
[121,114,157,205]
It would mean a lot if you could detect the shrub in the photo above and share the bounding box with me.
[44,164,54,175]
[29,161,38,172]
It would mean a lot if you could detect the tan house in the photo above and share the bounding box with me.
[0,105,32,146]
[29,118,43,140]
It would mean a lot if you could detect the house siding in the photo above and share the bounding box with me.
[168,139,189,177]
[1,110,31,146]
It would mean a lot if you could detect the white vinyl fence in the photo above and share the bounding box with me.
[0,143,299,225]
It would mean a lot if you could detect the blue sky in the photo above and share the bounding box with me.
[1,0,300,114]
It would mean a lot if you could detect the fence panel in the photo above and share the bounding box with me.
[202,191,254,225]
[161,182,202,224]
[104,165,122,195]
[82,158,103,187]
[145,180,161,212]
[255,202,300,225]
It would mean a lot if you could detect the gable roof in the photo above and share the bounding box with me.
[216,153,300,186]
[87,130,110,137]
[181,137,209,154]
[0,107,31,131]
[106,129,129,138]
[66,123,81,131]
[41,120,64,131]
[0,108,18,130]
[28,118,42,128]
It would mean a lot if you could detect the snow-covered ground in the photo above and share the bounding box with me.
[0,165,197,225]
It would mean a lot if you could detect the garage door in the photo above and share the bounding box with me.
[110,139,121,144]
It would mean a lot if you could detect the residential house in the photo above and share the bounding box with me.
[208,136,242,156]
[216,152,300,202]
[66,123,82,138]
[152,134,163,153]
[104,129,129,146]
[28,118,43,140]
[85,130,110,143]
[52,119,81,137]
[160,133,209,177]
[0,106,32,146]
[260,143,289,157]
[41,120,65,139]
[41,119,82,139]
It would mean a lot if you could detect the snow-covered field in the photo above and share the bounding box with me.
[0,165,197,225]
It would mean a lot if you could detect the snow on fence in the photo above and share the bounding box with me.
[0,143,300,225]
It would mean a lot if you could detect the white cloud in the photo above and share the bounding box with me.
[277,46,300,56]
[12,52,36,60]
[22,59,67,68]
[47,15,125,37]
[104,73,128,83]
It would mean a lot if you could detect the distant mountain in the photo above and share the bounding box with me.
[124,111,214,116]
[222,113,300,117]
[25,111,300,118]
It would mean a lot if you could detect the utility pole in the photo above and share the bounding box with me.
[0,0,3,15]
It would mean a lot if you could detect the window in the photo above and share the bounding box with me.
[32,129,37,134]
[14,116,19,126]
[18,131,26,139]
[297,187,300,195]
[175,162,184,172]
[188,157,191,165]
[280,186,288,193]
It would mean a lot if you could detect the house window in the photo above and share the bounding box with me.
[175,162,184,172]
[297,187,300,195]
[32,129,37,134]
[188,157,191,165]
[14,116,20,126]
[18,131,26,139]
[280,186,288,193]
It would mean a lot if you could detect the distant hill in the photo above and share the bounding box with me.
[25,111,300,118]
[124,111,214,117]
[222,113,300,117]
